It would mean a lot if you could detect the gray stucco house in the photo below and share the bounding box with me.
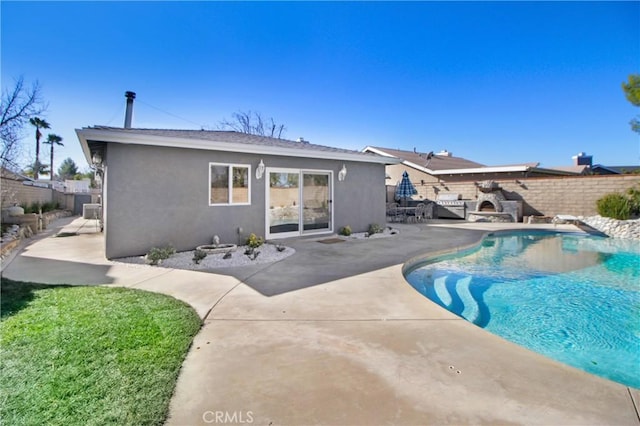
[76,126,398,259]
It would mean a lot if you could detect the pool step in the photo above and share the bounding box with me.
[432,274,480,324]
[433,276,452,306]
[456,276,480,323]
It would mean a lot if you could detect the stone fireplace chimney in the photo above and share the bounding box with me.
[124,91,136,129]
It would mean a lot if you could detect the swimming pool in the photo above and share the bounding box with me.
[404,230,640,388]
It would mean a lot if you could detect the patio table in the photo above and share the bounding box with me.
[397,206,417,223]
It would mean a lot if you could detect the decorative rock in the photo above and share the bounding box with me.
[577,215,640,240]
[6,206,24,216]
[196,244,237,254]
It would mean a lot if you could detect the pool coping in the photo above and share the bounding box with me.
[2,217,639,424]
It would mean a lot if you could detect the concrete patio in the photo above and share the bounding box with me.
[1,216,638,425]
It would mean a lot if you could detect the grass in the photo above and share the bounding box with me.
[0,278,202,425]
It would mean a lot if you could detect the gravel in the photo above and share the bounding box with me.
[114,243,296,269]
[113,227,401,269]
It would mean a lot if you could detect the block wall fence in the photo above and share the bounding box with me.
[388,174,640,219]
[1,177,98,211]
[1,177,53,207]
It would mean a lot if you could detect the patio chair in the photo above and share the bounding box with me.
[414,203,427,222]
[386,202,403,223]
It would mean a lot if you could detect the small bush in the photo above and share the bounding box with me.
[192,249,207,265]
[146,246,175,266]
[20,202,40,214]
[596,193,631,220]
[41,201,59,212]
[19,201,60,214]
[626,185,640,216]
[245,233,264,249]
[368,223,383,235]
[339,226,352,236]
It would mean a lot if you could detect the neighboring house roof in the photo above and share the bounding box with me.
[0,166,34,182]
[364,146,485,171]
[362,146,574,176]
[543,165,591,175]
[76,126,400,165]
[592,164,640,174]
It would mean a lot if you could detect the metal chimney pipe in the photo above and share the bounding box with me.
[124,91,136,128]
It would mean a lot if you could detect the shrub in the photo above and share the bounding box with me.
[626,185,640,216]
[245,233,264,249]
[146,246,175,266]
[596,193,631,220]
[368,223,383,235]
[19,201,60,214]
[192,249,207,265]
[20,202,40,214]
[339,226,352,236]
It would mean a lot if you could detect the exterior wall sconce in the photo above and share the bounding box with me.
[92,152,103,166]
[338,164,347,182]
[255,159,265,180]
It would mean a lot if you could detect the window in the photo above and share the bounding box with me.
[209,163,250,205]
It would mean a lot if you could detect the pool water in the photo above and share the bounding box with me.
[405,231,640,388]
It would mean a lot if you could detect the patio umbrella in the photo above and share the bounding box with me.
[395,171,418,206]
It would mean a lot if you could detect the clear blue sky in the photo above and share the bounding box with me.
[2,1,639,172]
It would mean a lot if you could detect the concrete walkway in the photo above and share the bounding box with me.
[1,216,638,425]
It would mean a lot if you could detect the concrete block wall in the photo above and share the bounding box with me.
[0,178,53,208]
[53,192,75,211]
[389,174,640,219]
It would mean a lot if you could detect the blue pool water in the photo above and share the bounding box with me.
[404,231,640,388]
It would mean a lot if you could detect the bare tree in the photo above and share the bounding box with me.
[219,110,286,138]
[0,76,47,169]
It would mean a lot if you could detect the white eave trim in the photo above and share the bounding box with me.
[400,159,535,175]
[362,146,399,158]
[430,165,534,175]
[77,129,400,165]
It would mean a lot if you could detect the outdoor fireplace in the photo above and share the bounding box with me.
[467,181,520,222]
[476,180,506,212]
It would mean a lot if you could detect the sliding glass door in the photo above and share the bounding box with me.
[267,169,332,238]
[302,172,331,232]
[267,170,300,237]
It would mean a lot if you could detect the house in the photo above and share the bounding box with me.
[76,126,398,259]
[63,179,91,193]
[364,146,587,184]
[362,146,591,201]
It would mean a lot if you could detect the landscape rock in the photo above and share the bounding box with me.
[577,215,640,240]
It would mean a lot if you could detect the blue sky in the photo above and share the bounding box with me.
[2,1,639,171]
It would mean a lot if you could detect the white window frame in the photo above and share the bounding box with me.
[208,162,251,206]
[265,167,334,239]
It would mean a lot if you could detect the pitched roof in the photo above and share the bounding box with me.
[592,164,640,174]
[76,126,398,165]
[543,165,591,174]
[365,146,485,171]
[363,146,585,176]
[0,166,33,181]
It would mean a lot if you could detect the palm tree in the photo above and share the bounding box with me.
[29,117,50,180]
[23,162,49,179]
[43,134,63,180]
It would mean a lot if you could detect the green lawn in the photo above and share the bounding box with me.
[0,278,202,425]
